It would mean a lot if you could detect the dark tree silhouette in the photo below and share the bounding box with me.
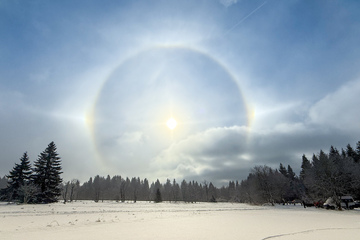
[4,152,32,202]
[32,141,63,203]
[154,188,162,203]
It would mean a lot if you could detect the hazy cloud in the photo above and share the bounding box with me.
[309,79,360,132]
[117,132,148,144]
[219,0,238,8]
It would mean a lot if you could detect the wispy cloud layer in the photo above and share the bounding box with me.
[219,0,238,8]
[309,79,360,132]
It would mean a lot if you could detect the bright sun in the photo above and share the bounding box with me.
[166,117,177,130]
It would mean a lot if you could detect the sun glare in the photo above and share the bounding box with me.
[166,117,177,130]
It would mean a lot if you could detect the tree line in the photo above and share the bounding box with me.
[63,176,222,203]
[1,141,360,206]
[237,142,360,207]
[0,141,63,203]
[65,141,360,205]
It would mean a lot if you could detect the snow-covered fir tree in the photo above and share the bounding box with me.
[32,141,63,203]
[4,152,32,202]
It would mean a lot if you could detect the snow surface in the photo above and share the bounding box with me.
[0,201,359,239]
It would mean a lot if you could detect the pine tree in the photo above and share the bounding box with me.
[32,142,63,203]
[5,152,32,202]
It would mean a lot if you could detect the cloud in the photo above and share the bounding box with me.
[151,126,251,183]
[154,126,249,164]
[219,0,238,8]
[117,132,148,144]
[309,79,360,132]
[150,79,360,185]
[152,124,311,184]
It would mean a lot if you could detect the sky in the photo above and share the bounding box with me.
[1,0,360,186]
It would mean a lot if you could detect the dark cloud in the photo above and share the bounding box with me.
[152,80,360,184]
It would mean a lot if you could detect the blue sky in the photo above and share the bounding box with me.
[1,0,360,185]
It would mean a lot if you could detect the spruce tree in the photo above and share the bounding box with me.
[287,165,295,180]
[154,188,162,203]
[279,163,288,177]
[32,141,63,203]
[300,154,311,180]
[354,141,360,163]
[5,152,32,202]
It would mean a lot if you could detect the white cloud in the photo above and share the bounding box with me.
[117,131,148,144]
[309,79,360,132]
[251,101,305,131]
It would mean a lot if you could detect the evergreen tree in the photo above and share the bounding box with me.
[32,141,63,203]
[130,177,140,202]
[172,179,181,202]
[208,182,217,202]
[163,179,172,202]
[279,163,287,177]
[151,179,162,201]
[5,152,32,202]
[287,165,295,180]
[356,141,360,154]
[141,178,150,201]
[341,148,347,159]
[154,188,162,203]
[180,180,189,202]
[93,175,102,202]
[353,142,360,162]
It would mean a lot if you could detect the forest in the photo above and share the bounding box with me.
[1,141,360,208]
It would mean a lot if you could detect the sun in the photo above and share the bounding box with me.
[166,117,177,130]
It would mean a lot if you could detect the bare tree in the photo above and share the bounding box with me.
[69,179,79,202]
[62,181,70,204]
[250,165,288,205]
[19,183,39,204]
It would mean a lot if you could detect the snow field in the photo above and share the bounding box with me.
[0,201,359,240]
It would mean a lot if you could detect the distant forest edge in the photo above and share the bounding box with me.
[1,141,360,208]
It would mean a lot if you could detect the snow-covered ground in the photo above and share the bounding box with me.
[0,201,359,240]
